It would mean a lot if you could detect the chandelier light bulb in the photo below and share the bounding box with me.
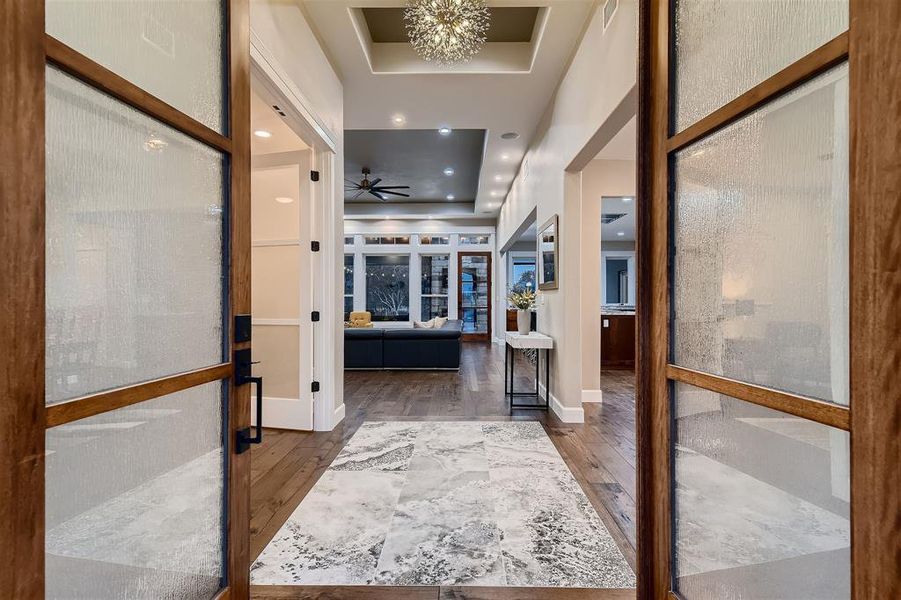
[405,0,490,65]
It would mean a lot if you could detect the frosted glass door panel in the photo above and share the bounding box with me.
[251,246,301,319]
[673,382,850,599]
[673,0,847,131]
[252,325,300,399]
[45,67,225,405]
[46,0,226,132]
[672,65,849,404]
[46,381,225,598]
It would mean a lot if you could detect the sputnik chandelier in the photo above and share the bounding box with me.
[404,0,490,65]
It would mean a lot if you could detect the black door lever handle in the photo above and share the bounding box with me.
[236,376,263,454]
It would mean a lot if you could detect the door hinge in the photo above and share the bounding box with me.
[310,170,320,182]
[311,381,320,393]
[311,240,320,252]
[311,311,320,322]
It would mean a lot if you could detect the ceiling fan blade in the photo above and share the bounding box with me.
[369,177,382,187]
[378,190,410,197]
[369,190,387,201]
[352,189,365,199]
[371,185,410,190]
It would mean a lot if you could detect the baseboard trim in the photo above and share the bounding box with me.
[539,382,585,423]
[332,402,346,428]
[582,389,604,403]
[251,396,312,431]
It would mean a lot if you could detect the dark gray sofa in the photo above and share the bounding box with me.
[344,320,462,370]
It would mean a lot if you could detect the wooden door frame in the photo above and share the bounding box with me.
[457,251,493,342]
[636,1,901,598]
[0,1,251,597]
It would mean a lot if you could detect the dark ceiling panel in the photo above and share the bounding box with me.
[344,129,486,204]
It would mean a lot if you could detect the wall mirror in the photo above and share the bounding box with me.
[537,214,558,290]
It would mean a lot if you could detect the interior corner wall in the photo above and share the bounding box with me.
[494,0,637,418]
[251,0,345,430]
[580,159,637,392]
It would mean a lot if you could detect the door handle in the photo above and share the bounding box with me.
[236,376,263,454]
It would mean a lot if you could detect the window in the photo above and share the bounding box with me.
[364,235,410,245]
[459,234,489,245]
[343,236,355,245]
[419,235,449,245]
[420,255,449,320]
[343,254,354,320]
[510,256,536,293]
[365,255,409,321]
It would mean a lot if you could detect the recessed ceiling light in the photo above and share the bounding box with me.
[391,114,406,126]
[501,132,520,140]
[443,167,455,176]
[623,197,633,203]
[253,129,272,138]
[438,127,452,135]
[275,197,294,204]
[494,175,504,182]
[446,194,455,200]
[500,154,510,161]
[617,231,625,236]
[490,190,501,197]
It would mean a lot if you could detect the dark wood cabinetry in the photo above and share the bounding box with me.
[601,313,635,369]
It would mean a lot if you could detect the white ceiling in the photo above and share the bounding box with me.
[301,0,596,217]
[601,196,635,242]
[251,87,308,155]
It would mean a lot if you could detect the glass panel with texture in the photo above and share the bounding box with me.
[45,66,226,405]
[45,381,226,598]
[365,255,410,321]
[46,0,226,132]
[672,65,849,405]
[460,255,490,334]
[673,382,850,599]
[673,0,848,131]
[421,254,449,320]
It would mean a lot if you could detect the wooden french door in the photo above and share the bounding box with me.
[458,252,492,342]
[637,1,900,599]
[1,1,251,598]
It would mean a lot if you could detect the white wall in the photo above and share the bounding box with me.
[251,0,345,430]
[495,1,638,419]
[580,159,636,393]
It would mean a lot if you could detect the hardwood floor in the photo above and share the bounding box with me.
[249,342,637,597]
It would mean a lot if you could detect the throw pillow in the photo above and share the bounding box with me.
[434,316,449,329]
[413,318,436,329]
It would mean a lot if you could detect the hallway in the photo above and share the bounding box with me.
[249,344,638,596]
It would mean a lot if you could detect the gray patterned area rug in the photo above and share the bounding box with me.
[251,421,636,588]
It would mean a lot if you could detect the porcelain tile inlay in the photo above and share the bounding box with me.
[252,421,635,588]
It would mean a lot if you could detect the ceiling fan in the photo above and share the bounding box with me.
[345,167,411,201]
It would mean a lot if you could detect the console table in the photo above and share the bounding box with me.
[504,331,553,411]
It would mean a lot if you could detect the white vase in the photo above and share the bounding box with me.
[516,309,531,335]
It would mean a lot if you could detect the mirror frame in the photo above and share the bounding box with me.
[537,214,559,291]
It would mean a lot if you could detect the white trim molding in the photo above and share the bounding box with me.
[251,397,313,431]
[582,389,604,403]
[332,402,346,428]
[540,382,585,423]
